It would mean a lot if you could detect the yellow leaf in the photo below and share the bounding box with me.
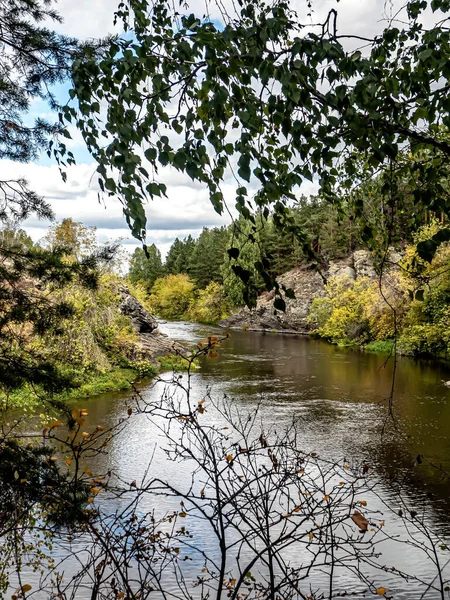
[323,495,329,502]
[179,512,187,517]
[376,587,387,595]
[358,500,367,506]
[71,409,79,420]
[80,409,88,416]
[225,454,233,462]
[65,457,72,466]
[76,417,86,426]
[82,432,89,437]
[309,532,314,541]
[87,497,94,503]
[96,425,104,431]
[21,584,32,592]
[90,487,101,495]
[117,593,125,599]
[49,457,57,462]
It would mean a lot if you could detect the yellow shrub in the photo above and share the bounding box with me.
[148,274,195,319]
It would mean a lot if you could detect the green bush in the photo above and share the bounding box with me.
[187,282,229,324]
[398,324,446,357]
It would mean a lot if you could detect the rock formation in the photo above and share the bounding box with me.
[220,249,399,334]
[118,285,186,361]
[119,285,158,333]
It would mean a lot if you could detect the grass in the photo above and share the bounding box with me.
[364,340,395,354]
[157,354,198,372]
[7,352,198,410]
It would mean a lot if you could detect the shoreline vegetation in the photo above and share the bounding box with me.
[6,210,450,410]
[8,354,192,409]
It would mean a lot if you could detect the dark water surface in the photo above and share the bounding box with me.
[31,323,450,597]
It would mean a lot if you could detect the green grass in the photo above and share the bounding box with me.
[157,354,197,372]
[6,366,158,410]
[364,340,395,354]
[56,368,144,401]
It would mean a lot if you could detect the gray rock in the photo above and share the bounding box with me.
[118,286,158,333]
[220,266,326,334]
[353,250,377,279]
[220,249,398,335]
[329,265,357,280]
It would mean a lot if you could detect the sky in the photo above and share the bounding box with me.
[0,0,414,259]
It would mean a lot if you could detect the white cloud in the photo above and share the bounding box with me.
[0,159,233,258]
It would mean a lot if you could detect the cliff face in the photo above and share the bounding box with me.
[219,250,387,334]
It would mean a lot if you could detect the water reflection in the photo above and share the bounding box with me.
[54,321,450,598]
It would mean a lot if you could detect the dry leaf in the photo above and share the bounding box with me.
[351,510,369,532]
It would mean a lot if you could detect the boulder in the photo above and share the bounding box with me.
[118,286,158,333]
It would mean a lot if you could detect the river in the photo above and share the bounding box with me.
[17,321,450,598]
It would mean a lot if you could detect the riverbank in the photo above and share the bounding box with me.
[8,352,192,410]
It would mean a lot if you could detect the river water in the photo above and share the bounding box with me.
[22,322,450,598]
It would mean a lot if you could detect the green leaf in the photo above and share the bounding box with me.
[227,247,240,259]
[274,297,286,312]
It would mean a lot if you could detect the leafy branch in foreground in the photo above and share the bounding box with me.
[65,0,450,303]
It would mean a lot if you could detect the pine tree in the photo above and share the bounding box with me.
[0,0,111,530]
[129,244,164,289]
[189,227,228,288]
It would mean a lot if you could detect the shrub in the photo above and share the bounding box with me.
[187,282,229,324]
[148,274,195,319]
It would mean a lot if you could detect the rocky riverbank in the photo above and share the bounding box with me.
[118,285,186,362]
[219,250,401,334]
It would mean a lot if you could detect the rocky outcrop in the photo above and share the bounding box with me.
[119,286,158,333]
[119,286,186,361]
[220,266,326,334]
[220,249,397,334]
[138,329,186,362]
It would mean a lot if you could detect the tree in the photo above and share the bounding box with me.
[65,0,450,305]
[129,243,164,289]
[165,235,197,275]
[0,0,114,540]
[0,0,107,221]
[189,226,228,288]
[42,218,97,260]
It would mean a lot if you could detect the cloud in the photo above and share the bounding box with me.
[0,158,234,258]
